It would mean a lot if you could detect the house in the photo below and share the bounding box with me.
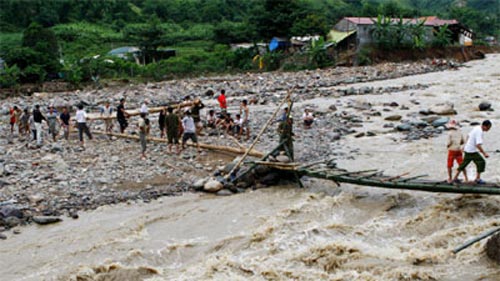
[331,16,474,48]
[108,46,141,64]
[108,46,176,65]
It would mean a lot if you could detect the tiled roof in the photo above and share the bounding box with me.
[344,16,458,27]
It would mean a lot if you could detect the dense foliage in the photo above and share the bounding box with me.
[0,0,498,87]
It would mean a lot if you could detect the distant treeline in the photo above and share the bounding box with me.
[0,0,498,88]
[1,0,498,39]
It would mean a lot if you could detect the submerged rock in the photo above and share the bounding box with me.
[486,232,500,263]
[32,216,62,225]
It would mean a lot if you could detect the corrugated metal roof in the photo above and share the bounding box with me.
[327,30,356,43]
[344,16,458,27]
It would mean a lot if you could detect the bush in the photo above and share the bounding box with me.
[356,47,372,66]
[0,63,21,88]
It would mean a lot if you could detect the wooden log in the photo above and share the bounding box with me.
[298,157,336,170]
[93,131,264,157]
[380,172,410,182]
[84,101,195,121]
[453,227,500,254]
[300,169,500,195]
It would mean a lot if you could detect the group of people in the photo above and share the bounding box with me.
[9,104,75,146]
[446,119,492,184]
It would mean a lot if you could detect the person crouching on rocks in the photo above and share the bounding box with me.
[76,104,93,146]
[138,112,150,160]
[302,108,314,129]
[181,110,201,154]
[446,120,467,183]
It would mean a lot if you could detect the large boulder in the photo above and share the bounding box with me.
[486,232,500,263]
[32,216,62,225]
[479,102,492,111]
[384,115,402,121]
[203,179,223,193]
[428,103,456,115]
[431,117,450,127]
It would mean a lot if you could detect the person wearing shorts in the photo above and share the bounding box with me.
[446,120,466,183]
[453,120,492,184]
[181,110,201,153]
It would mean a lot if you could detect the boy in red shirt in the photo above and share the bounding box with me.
[217,89,227,116]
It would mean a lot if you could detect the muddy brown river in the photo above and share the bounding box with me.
[1,54,499,281]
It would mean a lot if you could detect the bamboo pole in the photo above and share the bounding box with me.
[453,227,500,254]
[225,90,292,180]
[300,169,500,195]
[84,101,195,121]
[93,131,264,157]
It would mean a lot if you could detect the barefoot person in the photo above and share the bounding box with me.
[453,120,492,184]
[446,120,467,183]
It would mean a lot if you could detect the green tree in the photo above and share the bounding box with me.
[123,16,165,64]
[253,0,300,39]
[291,14,329,36]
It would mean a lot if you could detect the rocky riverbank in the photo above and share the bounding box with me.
[0,58,493,236]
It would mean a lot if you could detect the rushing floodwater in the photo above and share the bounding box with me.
[1,54,500,281]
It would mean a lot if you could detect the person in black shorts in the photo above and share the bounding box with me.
[116,98,129,133]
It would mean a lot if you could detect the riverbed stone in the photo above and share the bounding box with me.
[486,232,500,263]
[479,102,492,111]
[32,216,62,225]
[203,179,223,193]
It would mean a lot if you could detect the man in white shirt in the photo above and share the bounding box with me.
[76,104,93,145]
[140,99,149,115]
[181,111,201,153]
[453,120,492,184]
[100,101,113,134]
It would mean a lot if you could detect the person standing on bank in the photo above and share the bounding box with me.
[47,105,59,142]
[138,112,150,160]
[60,107,71,141]
[165,107,180,154]
[117,98,130,134]
[101,101,114,134]
[76,104,93,146]
[33,105,47,146]
[159,107,167,138]
[191,98,205,136]
[217,89,227,116]
[453,120,492,184]
[181,110,201,153]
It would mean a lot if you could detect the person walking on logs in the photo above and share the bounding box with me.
[117,98,130,134]
[75,104,93,146]
[60,107,71,141]
[181,110,201,154]
[446,120,467,183]
[165,107,180,154]
[138,112,150,160]
[453,120,492,184]
[33,105,48,147]
[47,105,59,142]
[101,101,114,135]
[159,107,167,138]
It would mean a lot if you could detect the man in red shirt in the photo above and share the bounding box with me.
[217,89,227,116]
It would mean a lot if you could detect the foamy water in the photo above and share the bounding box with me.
[1,55,499,281]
